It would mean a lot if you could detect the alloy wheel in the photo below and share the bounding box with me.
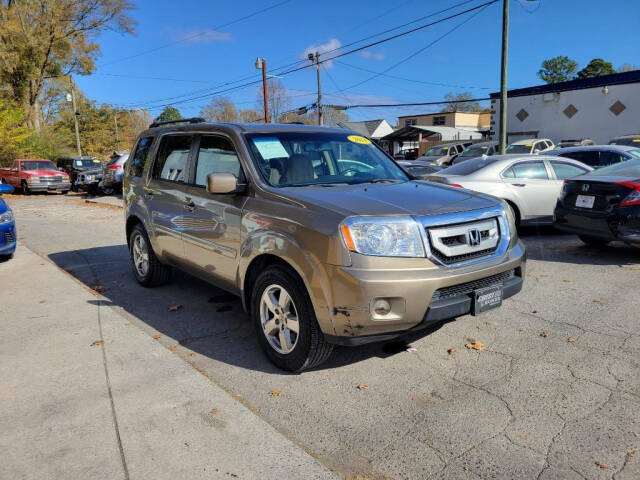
[132,233,149,277]
[260,284,300,354]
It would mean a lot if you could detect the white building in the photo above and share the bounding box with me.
[343,119,394,140]
[490,70,640,144]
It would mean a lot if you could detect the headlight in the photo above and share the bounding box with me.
[340,216,425,257]
[0,210,13,224]
[29,176,40,183]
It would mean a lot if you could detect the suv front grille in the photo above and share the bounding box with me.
[432,269,515,300]
[426,218,500,265]
[40,176,65,183]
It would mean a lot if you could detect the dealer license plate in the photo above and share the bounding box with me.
[575,195,595,209]
[472,284,503,315]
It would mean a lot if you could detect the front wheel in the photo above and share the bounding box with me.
[129,224,172,287]
[579,235,610,248]
[251,265,333,372]
[21,181,30,195]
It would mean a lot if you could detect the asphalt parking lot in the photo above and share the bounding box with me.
[5,193,640,480]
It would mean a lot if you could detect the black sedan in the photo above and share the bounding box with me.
[554,159,640,247]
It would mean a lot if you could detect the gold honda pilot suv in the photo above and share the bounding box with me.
[123,119,525,371]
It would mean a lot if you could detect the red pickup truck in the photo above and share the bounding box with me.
[0,158,71,194]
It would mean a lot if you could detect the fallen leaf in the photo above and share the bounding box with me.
[519,329,526,333]
[540,332,548,338]
[356,384,368,390]
[168,304,182,312]
[595,461,607,469]
[567,337,577,343]
[232,394,243,400]
[39,300,46,304]
[465,341,484,351]
[627,450,635,457]
[447,348,456,355]
[209,407,219,414]
[169,344,178,353]
[563,280,572,283]
[152,334,162,339]
[90,340,103,347]
[592,299,605,305]
[531,310,538,314]
[92,285,107,293]
[625,265,639,270]
[539,274,548,278]
[187,352,195,357]
[269,390,283,397]
[463,465,470,471]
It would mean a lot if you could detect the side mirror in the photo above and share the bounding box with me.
[206,172,239,194]
[0,184,14,194]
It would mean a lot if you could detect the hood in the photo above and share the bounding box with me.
[279,180,500,217]
[25,169,68,177]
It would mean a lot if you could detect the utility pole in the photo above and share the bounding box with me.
[308,52,323,126]
[255,57,270,123]
[69,75,82,157]
[498,0,509,154]
[114,112,120,151]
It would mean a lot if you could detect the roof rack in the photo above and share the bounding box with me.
[149,117,206,129]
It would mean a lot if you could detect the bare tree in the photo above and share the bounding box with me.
[200,96,239,122]
[257,79,290,122]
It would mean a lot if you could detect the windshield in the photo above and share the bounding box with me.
[74,158,101,168]
[460,145,491,157]
[21,161,56,171]
[245,132,408,187]
[586,159,640,177]
[506,144,532,154]
[424,146,452,156]
[439,157,497,176]
[628,149,640,159]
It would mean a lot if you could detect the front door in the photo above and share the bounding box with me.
[502,160,558,219]
[181,134,246,292]
[145,134,195,265]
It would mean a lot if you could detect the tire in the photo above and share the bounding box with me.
[101,186,114,196]
[21,180,30,195]
[251,265,333,372]
[0,253,12,262]
[129,224,172,287]
[579,235,610,248]
[61,190,69,195]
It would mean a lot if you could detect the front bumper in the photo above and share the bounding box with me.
[0,222,17,255]
[28,182,71,192]
[554,203,640,244]
[322,240,526,345]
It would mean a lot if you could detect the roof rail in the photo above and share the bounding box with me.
[149,117,206,128]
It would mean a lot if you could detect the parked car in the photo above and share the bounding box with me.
[506,138,555,154]
[549,145,640,169]
[124,119,525,371]
[608,134,640,147]
[396,160,442,179]
[452,141,499,165]
[554,159,640,247]
[419,141,473,167]
[100,151,129,195]
[0,158,71,194]
[393,148,418,161]
[555,139,595,148]
[428,155,592,226]
[56,156,104,194]
[0,183,16,260]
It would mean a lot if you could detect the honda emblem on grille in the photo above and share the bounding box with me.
[467,228,481,247]
[582,184,590,192]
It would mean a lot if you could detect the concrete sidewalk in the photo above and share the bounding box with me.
[0,246,336,480]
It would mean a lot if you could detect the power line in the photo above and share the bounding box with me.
[328,97,491,109]
[100,0,292,67]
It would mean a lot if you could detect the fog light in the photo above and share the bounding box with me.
[373,299,391,316]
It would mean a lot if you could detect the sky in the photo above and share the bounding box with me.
[76,0,640,125]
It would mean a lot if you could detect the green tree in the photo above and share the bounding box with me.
[0,102,29,166]
[0,0,135,130]
[440,92,484,112]
[577,58,616,79]
[154,106,183,123]
[537,56,578,83]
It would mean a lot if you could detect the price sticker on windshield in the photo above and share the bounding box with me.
[347,135,371,145]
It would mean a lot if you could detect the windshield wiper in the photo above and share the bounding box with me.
[366,178,404,184]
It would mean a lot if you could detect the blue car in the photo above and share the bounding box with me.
[0,184,16,259]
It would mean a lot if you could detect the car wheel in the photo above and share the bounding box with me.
[251,265,333,372]
[61,190,69,195]
[21,181,30,195]
[101,186,114,196]
[129,224,172,287]
[578,235,610,248]
[0,253,13,262]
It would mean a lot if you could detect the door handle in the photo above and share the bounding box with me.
[512,183,526,187]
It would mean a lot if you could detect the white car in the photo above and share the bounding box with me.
[429,155,592,226]
[506,138,555,155]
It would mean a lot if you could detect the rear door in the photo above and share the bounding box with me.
[144,134,196,265]
[501,160,558,219]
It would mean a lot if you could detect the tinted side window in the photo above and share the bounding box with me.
[194,135,242,187]
[558,151,599,167]
[510,161,548,179]
[152,135,193,182]
[599,151,626,166]
[550,161,587,179]
[129,137,154,177]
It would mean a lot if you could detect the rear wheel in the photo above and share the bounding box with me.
[129,224,172,287]
[579,235,610,248]
[251,265,333,372]
[21,180,30,195]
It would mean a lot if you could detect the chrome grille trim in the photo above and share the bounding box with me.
[416,205,511,269]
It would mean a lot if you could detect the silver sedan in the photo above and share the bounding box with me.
[428,155,592,226]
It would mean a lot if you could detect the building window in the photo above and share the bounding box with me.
[404,119,417,126]
[432,116,445,126]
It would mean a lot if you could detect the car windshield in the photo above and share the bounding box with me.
[586,159,640,177]
[424,146,452,156]
[74,158,101,168]
[628,149,640,159]
[245,132,408,187]
[506,144,532,154]
[439,157,497,175]
[21,161,56,171]
[460,145,491,157]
